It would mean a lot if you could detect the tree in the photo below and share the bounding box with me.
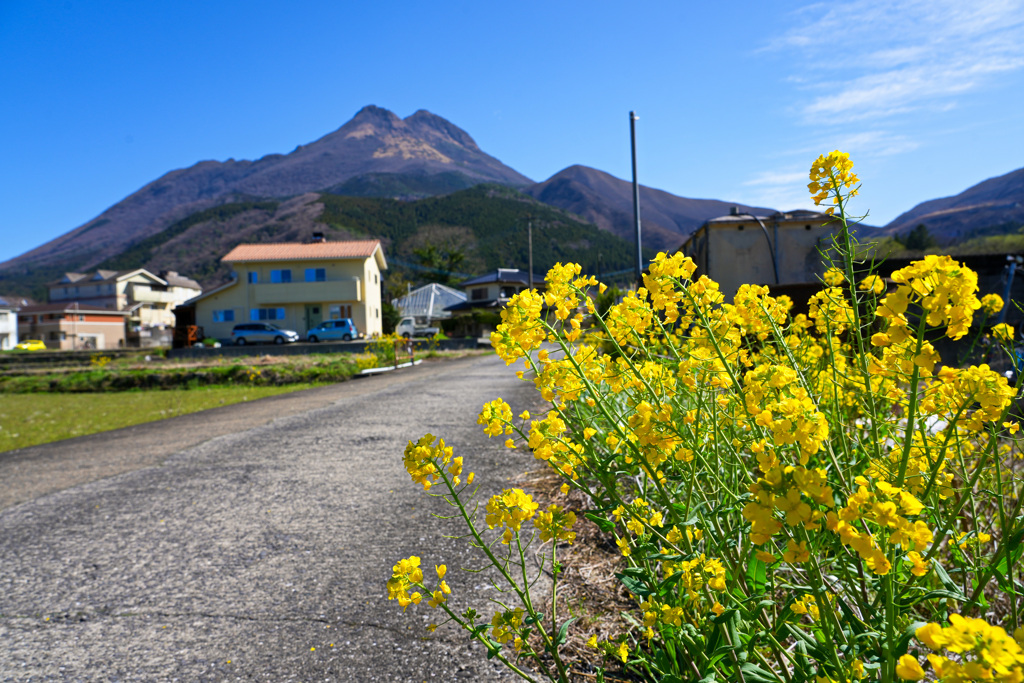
[403,225,477,286]
[900,224,937,251]
[381,301,402,334]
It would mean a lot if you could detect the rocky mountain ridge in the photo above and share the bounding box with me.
[882,166,1024,241]
[1,106,531,275]
[3,105,1022,295]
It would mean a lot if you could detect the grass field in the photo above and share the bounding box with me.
[0,384,317,452]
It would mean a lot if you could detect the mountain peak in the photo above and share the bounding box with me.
[351,104,401,123]
[404,109,480,151]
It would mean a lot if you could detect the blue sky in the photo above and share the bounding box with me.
[2,0,1023,263]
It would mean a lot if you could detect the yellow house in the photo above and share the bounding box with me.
[190,238,387,339]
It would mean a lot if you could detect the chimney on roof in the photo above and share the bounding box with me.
[310,232,326,243]
[730,206,740,216]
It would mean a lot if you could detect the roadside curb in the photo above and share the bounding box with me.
[358,359,423,375]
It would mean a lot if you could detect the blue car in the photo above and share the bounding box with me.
[306,318,362,343]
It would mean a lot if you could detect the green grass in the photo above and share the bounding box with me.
[0,384,317,452]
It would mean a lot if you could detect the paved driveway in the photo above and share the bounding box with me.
[0,354,541,682]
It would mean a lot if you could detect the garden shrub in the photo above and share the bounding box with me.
[387,152,1024,682]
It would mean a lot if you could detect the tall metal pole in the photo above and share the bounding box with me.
[528,218,534,290]
[630,111,642,288]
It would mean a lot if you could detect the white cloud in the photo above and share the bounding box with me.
[771,0,1024,124]
[738,168,818,213]
[743,170,807,187]
[801,131,921,158]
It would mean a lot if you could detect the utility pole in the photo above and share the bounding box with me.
[527,216,534,290]
[630,111,642,289]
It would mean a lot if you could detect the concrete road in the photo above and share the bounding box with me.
[0,354,544,682]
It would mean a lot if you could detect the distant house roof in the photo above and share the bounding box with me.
[50,268,167,287]
[221,240,387,269]
[459,268,544,288]
[445,299,504,312]
[17,303,129,316]
[0,296,33,309]
[394,283,466,319]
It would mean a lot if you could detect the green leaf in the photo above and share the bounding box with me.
[584,512,615,532]
[834,595,869,637]
[896,621,928,657]
[616,571,652,598]
[992,541,1024,585]
[647,553,686,562]
[930,562,967,601]
[782,623,826,660]
[746,556,767,594]
[555,617,577,647]
[740,662,783,683]
[909,589,971,605]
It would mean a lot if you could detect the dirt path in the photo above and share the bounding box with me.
[0,354,540,681]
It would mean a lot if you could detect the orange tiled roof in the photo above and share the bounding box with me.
[221,240,382,262]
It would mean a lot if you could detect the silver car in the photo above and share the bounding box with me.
[306,318,362,343]
[231,323,300,345]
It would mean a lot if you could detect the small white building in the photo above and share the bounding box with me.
[0,296,20,350]
[393,283,466,324]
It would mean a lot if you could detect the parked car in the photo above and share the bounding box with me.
[13,339,46,351]
[396,316,440,339]
[230,323,300,345]
[306,319,363,343]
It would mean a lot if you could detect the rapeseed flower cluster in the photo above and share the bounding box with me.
[899,616,1024,681]
[386,151,1023,683]
[533,504,577,544]
[386,556,423,611]
[403,433,471,489]
[808,150,859,214]
[485,488,539,544]
[478,398,513,437]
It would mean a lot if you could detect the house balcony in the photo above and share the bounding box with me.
[252,278,361,304]
[132,289,179,304]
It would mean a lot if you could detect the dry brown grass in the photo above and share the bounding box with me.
[517,466,641,682]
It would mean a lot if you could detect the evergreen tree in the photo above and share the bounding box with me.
[902,223,937,250]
